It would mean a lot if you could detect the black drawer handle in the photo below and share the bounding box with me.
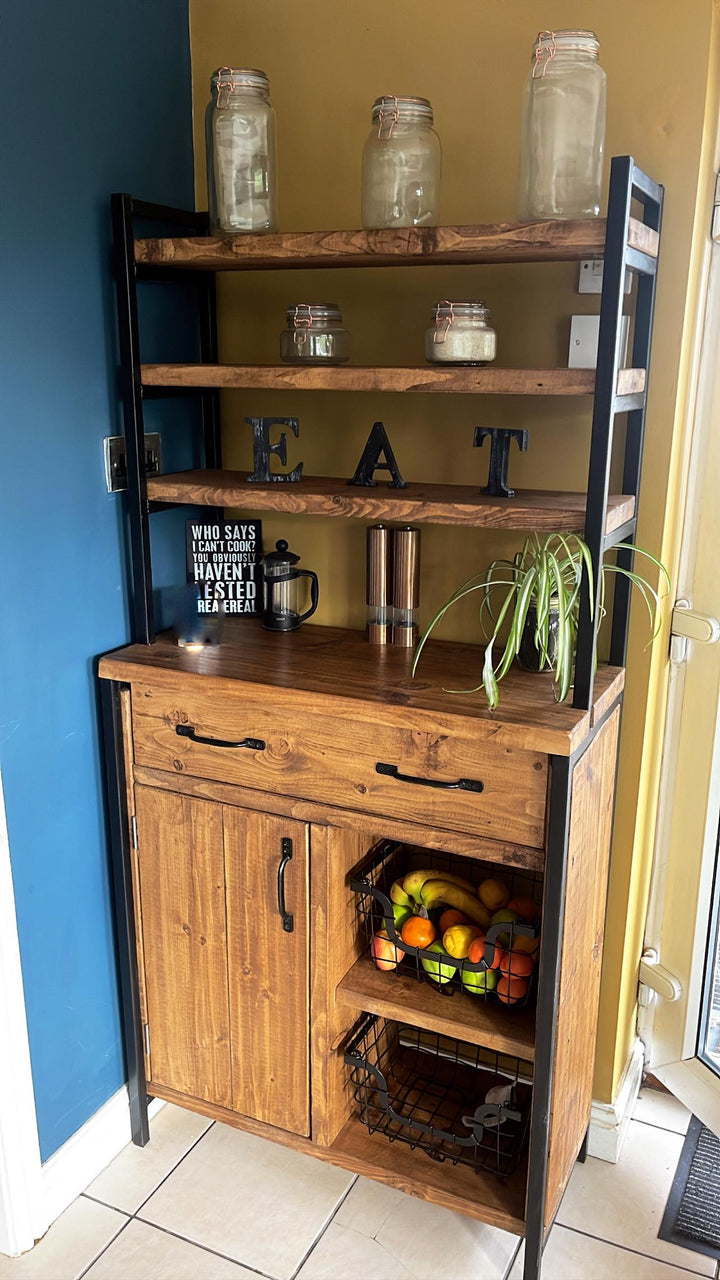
[375,762,484,793]
[277,837,294,933]
[175,724,265,751]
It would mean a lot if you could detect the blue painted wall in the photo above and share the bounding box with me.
[0,2,195,1159]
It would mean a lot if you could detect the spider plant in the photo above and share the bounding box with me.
[412,532,670,709]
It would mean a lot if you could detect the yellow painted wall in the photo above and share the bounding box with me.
[189,0,717,1101]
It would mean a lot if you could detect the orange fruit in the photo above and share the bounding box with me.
[497,974,530,1005]
[401,915,437,949]
[467,934,487,965]
[507,896,541,924]
[439,908,468,932]
[498,950,535,979]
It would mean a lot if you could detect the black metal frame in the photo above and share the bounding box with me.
[573,157,664,708]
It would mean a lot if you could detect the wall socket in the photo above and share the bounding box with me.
[104,434,162,493]
[578,259,633,295]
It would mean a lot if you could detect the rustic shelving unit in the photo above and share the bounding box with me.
[101,157,663,1280]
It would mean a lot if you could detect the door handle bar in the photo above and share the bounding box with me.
[175,724,265,751]
[277,837,294,933]
[375,762,484,793]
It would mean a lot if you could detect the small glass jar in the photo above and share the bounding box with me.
[518,31,606,221]
[280,304,351,364]
[361,96,441,229]
[205,67,278,234]
[425,301,497,366]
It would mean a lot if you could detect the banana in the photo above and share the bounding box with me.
[390,879,413,908]
[419,879,492,929]
[402,867,476,902]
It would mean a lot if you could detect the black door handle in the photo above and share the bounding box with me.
[277,837,294,933]
[375,762,484,793]
[175,724,265,751]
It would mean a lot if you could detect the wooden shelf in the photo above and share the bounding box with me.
[147,470,635,535]
[141,363,645,398]
[338,956,536,1061]
[330,1117,527,1232]
[99,622,625,757]
[134,215,658,272]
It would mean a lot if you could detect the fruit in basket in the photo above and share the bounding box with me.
[478,878,510,912]
[507,895,541,924]
[421,942,456,984]
[462,967,498,996]
[390,879,413,909]
[402,867,476,903]
[401,915,437,949]
[419,880,491,928]
[442,924,483,959]
[497,974,530,1005]
[490,908,521,946]
[438,908,468,932]
[498,949,535,979]
[512,933,540,957]
[370,930,403,972]
[392,903,412,931]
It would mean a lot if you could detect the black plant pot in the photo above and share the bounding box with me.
[517,603,560,673]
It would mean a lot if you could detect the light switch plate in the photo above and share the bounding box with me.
[104,433,162,493]
[578,260,633,295]
[568,314,630,369]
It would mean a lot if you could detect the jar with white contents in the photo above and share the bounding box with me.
[424,301,497,366]
[280,304,351,364]
[205,67,278,234]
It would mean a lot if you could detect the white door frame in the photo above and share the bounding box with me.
[0,766,43,1255]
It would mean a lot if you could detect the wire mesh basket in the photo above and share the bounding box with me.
[351,840,542,1007]
[345,1014,533,1178]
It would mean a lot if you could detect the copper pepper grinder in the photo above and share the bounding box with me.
[392,526,420,647]
[366,524,392,644]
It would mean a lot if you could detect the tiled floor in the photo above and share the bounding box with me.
[0,1087,716,1280]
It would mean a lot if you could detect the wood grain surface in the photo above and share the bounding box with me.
[543,709,621,1232]
[130,680,548,847]
[100,622,625,758]
[146,1080,528,1233]
[225,809,310,1136]
[337,955,536,1061]
[147,470,636,535]
[135,786,232,1107]
[133,215,656,272]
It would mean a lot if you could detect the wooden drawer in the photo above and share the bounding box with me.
[131,682,548,848]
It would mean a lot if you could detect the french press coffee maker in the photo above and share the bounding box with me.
[260,539,319,631]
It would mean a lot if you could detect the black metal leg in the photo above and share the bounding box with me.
[523,754,574,1280]
[577,1127,590,1163]
[100,678,150,1146]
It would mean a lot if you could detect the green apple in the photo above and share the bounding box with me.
[392,903,412,931]
[462,967,498,996]
[421,942,455,985]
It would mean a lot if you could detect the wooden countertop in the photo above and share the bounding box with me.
[99,622,623,757]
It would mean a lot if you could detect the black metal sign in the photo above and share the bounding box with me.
[185,519,262,616]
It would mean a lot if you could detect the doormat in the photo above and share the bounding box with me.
[659,1114,720,1262]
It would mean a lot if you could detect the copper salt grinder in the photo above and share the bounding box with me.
[366,524,392,644]
[392,526,420,647]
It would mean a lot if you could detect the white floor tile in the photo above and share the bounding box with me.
[85,1103,213,1213]
[509,1227,711,1280]
[139,1123,354,1280]
[333,1175,407,1238]
[0,1198,126,1280]
[296,1222,415,1280]
[82,1218,257,1279]
[557,1119,714,1276]
[634,1087,691,1135]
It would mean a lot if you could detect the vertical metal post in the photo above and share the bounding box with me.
[610,175,663,665]
[100,679,150,1146]
[523,754,573,1280]
[112,193,155,644]
[573,156,634,709]
[198,271,223,470]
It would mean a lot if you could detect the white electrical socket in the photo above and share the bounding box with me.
[578,260,633,295]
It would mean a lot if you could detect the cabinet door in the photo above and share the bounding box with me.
[224,810,310,1136]
[135,786,232,1108]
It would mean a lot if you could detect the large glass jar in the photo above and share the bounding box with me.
[205,67,278,234]
[280,304,350,364]
[425,301,497,365]
[517,31,606,221]
[361,96,441,229]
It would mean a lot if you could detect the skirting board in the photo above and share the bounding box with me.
[39,1090,164,1238]
[588,1038,645,1162]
